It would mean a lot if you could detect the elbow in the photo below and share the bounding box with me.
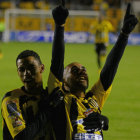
[100,74,111,91]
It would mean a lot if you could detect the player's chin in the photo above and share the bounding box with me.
[79,83,88,91]
[24,81,35,88]
[79,80,88,89]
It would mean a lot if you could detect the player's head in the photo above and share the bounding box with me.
[63,62,89,96]
[16,50,44,92]
[16,50,42,65]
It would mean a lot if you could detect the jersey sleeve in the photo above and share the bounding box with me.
[47,71,63,94]
[50,25,64,82]
[2,96,25,139]
[48,25,64,94]
[89,79,112,111]
[100,33,128,91]
[106,21,114,31]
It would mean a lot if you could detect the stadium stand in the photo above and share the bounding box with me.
[19,2,35,9]
[1,0,139,42]
[0,1,12,9]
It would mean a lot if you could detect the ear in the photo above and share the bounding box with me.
[63,81,70,93]
[40,64,45,73]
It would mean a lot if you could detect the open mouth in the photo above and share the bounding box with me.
[79,76,86,81]
[79,75,88,81]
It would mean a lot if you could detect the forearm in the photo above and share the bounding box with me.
[100,33,128,90]
[51,25,65,81]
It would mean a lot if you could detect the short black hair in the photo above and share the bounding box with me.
[16,50,42,64]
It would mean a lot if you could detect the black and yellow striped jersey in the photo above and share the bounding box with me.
[92,20,113,44]
[1,87,52,140]
[48,71,112,140]
[48,22,128,140]
[1,25,65,140]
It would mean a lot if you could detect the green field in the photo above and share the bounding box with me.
[0,42,140,140]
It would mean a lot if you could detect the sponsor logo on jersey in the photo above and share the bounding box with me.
[6,100,22,128]
[74,133,102,140]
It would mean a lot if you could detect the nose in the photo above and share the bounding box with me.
[79,68,86,75]
[24,69,31,76]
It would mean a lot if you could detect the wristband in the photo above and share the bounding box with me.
[60,24,65,27]
[121,30,129,37]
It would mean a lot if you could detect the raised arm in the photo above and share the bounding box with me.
[51,4,69,81]
[100,3,138,91]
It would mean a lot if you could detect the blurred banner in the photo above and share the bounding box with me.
[9,31,140,45]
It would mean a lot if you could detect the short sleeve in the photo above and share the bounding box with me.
[47,71,63,94]
[2,97,25,138]
[90,79,112,111]
[106,21,114,31]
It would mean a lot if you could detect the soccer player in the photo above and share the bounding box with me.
[91,14,114,72]
[1,5,68,140]
[48,3,138,140]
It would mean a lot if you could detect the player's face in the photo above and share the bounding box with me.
[63,62,89,94]
[17,56,44,92]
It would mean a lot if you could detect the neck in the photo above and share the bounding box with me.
[71,87,86,98]
[24,84,44,95]
[72,91,85,98]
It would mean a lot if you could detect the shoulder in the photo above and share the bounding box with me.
[86,79,111,96]
[2,91,12,101]
[48,71,63,94]
[103,20,113,28]
[1,88,27,114]
[64,93,76,103]
[2,88,25,103]
[90,79,104,93]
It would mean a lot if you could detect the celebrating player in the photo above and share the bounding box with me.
[1,4,68,140]
[48,3,138,140]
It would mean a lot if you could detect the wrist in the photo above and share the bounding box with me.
[121,30,129,37]
[55,24,65,28]
[60,24,65,27]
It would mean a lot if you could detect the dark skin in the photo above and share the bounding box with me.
[63,62,88,98]
[63,3,138,99]
[16,56,45,95]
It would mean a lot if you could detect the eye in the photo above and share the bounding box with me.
[81,66,86,71]
[71,66,79,74]
[18,67,25,72]
[28,65,36,73]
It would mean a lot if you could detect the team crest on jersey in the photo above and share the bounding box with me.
[6,100,22,128]
[84,108,95,117]
[84,98,100,117]
[88,98,99,109]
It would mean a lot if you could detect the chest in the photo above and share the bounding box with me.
[96,24,108,32]
[67,96,100,120]
[19,95,41,122]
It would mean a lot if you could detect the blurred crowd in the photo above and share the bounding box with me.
[0,0,131,10]
[0,0,138,34]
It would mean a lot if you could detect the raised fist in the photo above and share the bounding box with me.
[122,3,138,35]
[52,5,69,26]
